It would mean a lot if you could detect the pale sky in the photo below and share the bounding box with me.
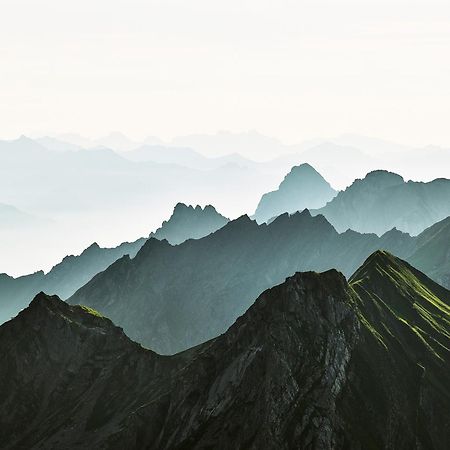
[1,0,450,146]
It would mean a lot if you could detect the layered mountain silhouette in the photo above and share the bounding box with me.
[253,163,337,223]
[70,210,422,354]
[312,170,450,235]
[149,202,229,244]
[0,202,230,324]
[0,203,228,323]
[0,135,287,276]
[0,239,145,324]
[1,252,448,449]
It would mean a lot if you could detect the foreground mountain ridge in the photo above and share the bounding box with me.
[1,252,449,448]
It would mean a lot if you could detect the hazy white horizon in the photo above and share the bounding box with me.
[2,0,450,147]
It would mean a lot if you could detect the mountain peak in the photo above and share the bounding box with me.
[363,169,404,185]
[172,202,220,215]
[24,292,109,329]
[29,291,60,309]
[351,250,450,322]
[282,163,330,185]
[351,250,401,281]
[150,203,229,245]
[253,163,337,223]
[290,162,320,174]
[173,202,191,212]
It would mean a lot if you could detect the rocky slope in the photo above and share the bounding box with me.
[312,170,450,235]
[253,163,337,223]
[1,252,449,449]
[150,202,229,244]
[69,210,417,354]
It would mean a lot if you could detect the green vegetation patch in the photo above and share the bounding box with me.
[79,305,104,318]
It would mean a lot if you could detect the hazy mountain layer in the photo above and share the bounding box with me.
[1,252,449,449]
[252,163,337,223]
[0,239,145,324]
[150,203,229,244]
[312,170,450,235]
[70,211,418,354]
[0,136,286,275]
[0,203,231,324]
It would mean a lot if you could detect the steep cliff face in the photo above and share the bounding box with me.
[1,252,449,449]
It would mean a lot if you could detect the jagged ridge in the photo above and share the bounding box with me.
[1,253,449,448]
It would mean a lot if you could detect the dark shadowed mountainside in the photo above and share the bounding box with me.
[1,252,449,449]
[312,170,450,235]
[253,163,337,223]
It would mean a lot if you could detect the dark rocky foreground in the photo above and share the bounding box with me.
[0,251,449,449]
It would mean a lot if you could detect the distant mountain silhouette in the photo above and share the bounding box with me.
[253,163,337,223]
[0,239,145,324]
[69,210,426,354]
[122,144,258,170]
[312,170,450,235]
[1,252,449,448]
[0,135,289,275]
[150,203,229,244]
[0,203,229,323]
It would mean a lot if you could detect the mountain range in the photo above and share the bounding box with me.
[1,251,448,449]
[2,134,450,276]
[69,210,450,354]
[0,239,145,325]
[0,135,285,276]
[0,203,228,324]
[312,170,450,236]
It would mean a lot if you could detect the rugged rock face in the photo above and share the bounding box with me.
[1,252,449,449]
[312,170,450,235]
[150,202,229,244]
[69,211,417,354]
[253,163,337,224]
